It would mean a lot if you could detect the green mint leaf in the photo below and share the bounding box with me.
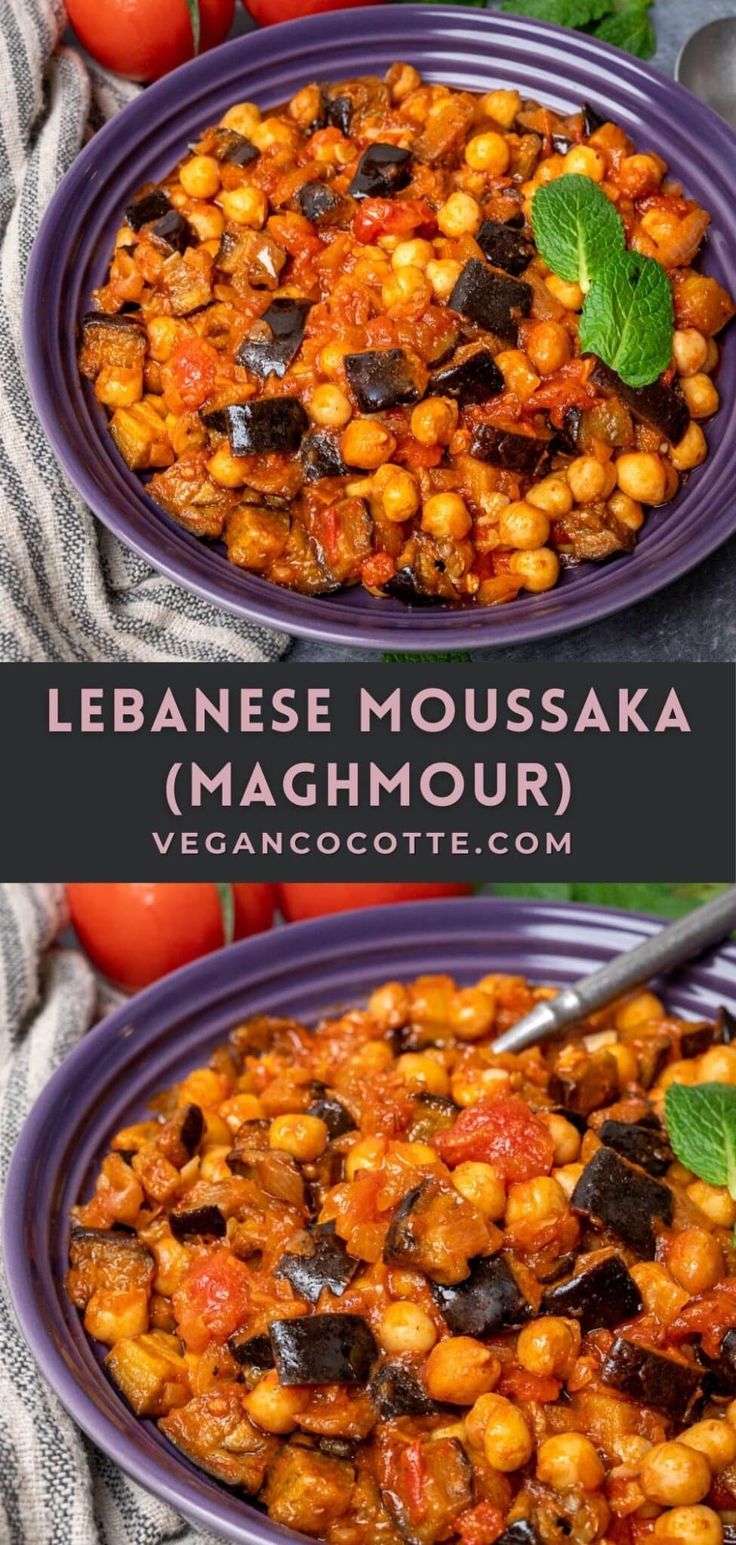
[665,1082,736,1196]
[185,0,201,54]
[531,175,624,291]
[579,249,673,386]
[594,5,656,58]
[500,0,613,25]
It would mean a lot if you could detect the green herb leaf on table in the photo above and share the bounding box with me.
[499,0,612,25]
[595,5,656,60]
[489,883,728,920]
[531,175,624,291]
[665,1081,736,1197]
[579,249,674,388]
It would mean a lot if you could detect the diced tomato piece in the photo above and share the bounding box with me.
[162,336,218,413]
[353,198,437,245]
[453,1502,505,1545]
[173,1247,251,1352]
[362,551,395,589]
[393,434,443,469]
[434,1095,554,1181]
[402,1440,428,1525]
[498,1366,561,1403]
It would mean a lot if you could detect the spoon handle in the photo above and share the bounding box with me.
[491,887,736,1056]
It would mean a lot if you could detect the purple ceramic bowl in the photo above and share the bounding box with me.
[23,8,736,651]
[5,896,736,1543]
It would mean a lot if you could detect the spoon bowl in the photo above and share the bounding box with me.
[677,16,736,129]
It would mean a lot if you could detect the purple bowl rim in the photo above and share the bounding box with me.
[21,7,736,653]
[6,893,736,1542]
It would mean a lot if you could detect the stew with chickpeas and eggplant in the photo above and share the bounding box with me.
[78,67,734,608]
[68,972,736,1544]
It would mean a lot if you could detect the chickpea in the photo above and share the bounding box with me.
[367,981,409,1030]
[319,341,351,380]
[609,490,645,530]
[681,373,720,419]
[219,1092,264,1131]
[614,452,667,504]
[537,1433,605,1491]
[671,422,707,473]
[392,239,434,271]
[517,1317,580,1378]
[84,1288,149,1345]
[244,1371,309,1434]
[554,1162,584,1199]
[567,455,611,503]
[308,384,352,429]
[671,1223,720,1297]
[387,62,422,101]
[437,191,483,238]
[654,1506,723,1545]
[630,1262,689,1325]
[640,1442,711,1507]
[179,155,221,200]
[449,986,495,1041]
[508,547,560,592]
[208,445,249,488]
[543,1113,581,1165]
[465,132,510,175]
[618,152,664,198]
[506,1176,566,1225]
[499,500,550,551]
[346,1135,387,1180]
[563,145,606,181]
[673,328,709,377]
[613,991,664,1030]
[680,1420,736,1473]
[452,1161,505,1220]
[481,89,521,129]
[250,117,296,153]
[219,186,268,228]
[422,492,472,541]
[379,466,420,523]
[268,1112,328,1162]
[220,101,261,137]
[378,1302,438,1355]
[147,316,181,362]
[410,396,458,447]
[426,259,463,301]
[95,367,144,408]
[481,1394,534,1471]
[396,1052,450,1096]
[348,1040,394,1074]
[527,321,571,376]
[704,339,719,373]
[527,475,573,517]
[382,266,432,312]
[545,275,584,310]
[187,203,225,244]
[341,419,396,469]
[425,1336,500,1404]
[698,1045,736,1084]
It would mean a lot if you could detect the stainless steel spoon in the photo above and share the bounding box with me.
[676,17,736,130]
[491,886,736,1055]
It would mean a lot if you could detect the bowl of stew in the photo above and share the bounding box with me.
[24,7,736,650]
[6,896,736,1544]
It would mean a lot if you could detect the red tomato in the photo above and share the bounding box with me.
[401,1441,428,1525]
[497,1366,561,1403]
[243,0,380,27]
[173,1248,251,1352]
[66,0,235,83]
[66,883,275,991]
[453,1503,505,1545]
[353,198,437,245]
[162,337,218,414]
[276,883,473,922]
[434,1096,555,1181]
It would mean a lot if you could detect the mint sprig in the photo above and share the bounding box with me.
[497,0,656,60]
[665,1082,736,1197]
[531,175,624,292]
[531,176,673,387]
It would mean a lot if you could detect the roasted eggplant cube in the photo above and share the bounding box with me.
[105,1330,190,1417]
[540,1253,643,1332]
[719,1005,736,1044]
[215,130,260,167]
[161,1388,277,1490]
[348,143,412,200]
[370,1360,438,1419]
[679,1023,716,1058]
[236,298,313,380]
[449,259,532,343]
[345,349,421,414]
[432,1254,532,1338]
[477,219,535,276]
[274,1226,360,1302]
[589,358,690,445]
[214,399,309,456]
[430,348,504,406]
[125,188,172,230]
[379,1434,472,1545]
[383,1178,489,1285]
[571,1146,673,1257]
[601,1336,702,1422]
[704,1327,736,1396]
[582,101,606,135]
[169,1204,227,1240]
[300,430,349,483]
[67,1227,154,1309]
[598,1119,673,1177]
[470,424,551,477]
[497,1525,541,1545]
[79,313,146,378]
[327,94,353,134]
[297,181,344,223]
[263,1445,356,1536]
[308,1093,356,1138]
[179,1102,205,1156]
[228,1331,275,1370]
[270,1313,377,1386]
[152,210,194,254]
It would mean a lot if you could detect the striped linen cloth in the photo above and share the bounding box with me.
[0,884,218,1543]
[0,0,287,663]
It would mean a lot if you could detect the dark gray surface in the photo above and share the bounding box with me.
[225,0,734,661]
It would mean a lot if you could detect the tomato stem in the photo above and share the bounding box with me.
[216,883,234,945]
[184,0,201,54]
